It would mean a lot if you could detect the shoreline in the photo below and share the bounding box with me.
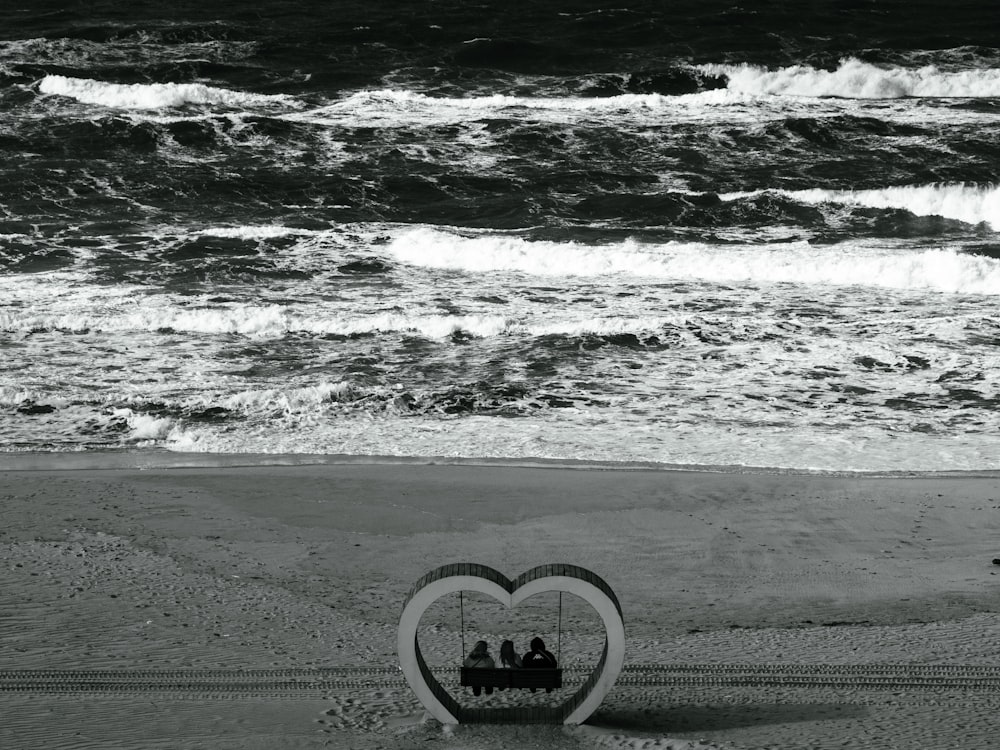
[3,449,1000,479]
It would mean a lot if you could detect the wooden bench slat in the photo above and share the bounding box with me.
[460,667,562,690]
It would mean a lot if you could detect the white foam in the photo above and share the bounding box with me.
[0,386,50,406]
[116,410,173,441]
[0,304,512,339]
[283,87,757,129]
[722,183,1000,230]
[336,88,679,111]
[387,227,1000,294]
[216,382,365,413]
[158,411,1000,473]
[198,225,320,240]
[0,302,761,340]
[271,81,1000,135]
[38,74,291,110]
[702,57,1000,98]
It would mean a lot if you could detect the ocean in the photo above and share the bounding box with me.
[2,0,1000,472]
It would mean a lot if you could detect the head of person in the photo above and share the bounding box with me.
[470,640,489,657]
[530,636,545,651]
[500,640,516,661]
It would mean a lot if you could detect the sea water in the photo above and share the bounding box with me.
[3,0,1000,472]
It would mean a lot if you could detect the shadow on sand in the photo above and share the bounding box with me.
[589,701,868,734]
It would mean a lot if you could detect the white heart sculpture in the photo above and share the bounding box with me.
[397,563,625,725]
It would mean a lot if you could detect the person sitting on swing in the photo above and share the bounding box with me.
[522,636,557,668]
[499,639,523,669]
[463,640,496,696]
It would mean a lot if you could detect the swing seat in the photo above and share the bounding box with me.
[460,667,562,692]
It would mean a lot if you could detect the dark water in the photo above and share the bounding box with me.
[3,1,1000,470]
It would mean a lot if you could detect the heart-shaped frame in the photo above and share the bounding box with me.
[397,563,625,724]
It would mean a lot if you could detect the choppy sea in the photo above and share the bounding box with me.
[3,1,1000,472]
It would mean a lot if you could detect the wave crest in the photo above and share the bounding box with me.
[722,184,1000,230]
[0,305,513,339]
[388,227,1000,294]
[38,74,290,109]
[703,58,1000,99]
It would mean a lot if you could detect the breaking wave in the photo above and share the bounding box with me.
[388,227,1000,294]
[286,87,745,127]
[213,382,363,413]
[722,183,1000,230]
[38,74,291,109]
[0,305,778,340]
[703,58,1000,99]
[0,306,511,339]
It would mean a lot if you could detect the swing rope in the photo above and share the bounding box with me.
[460,590,563,664]
[557,591,562,663]
[459,590,466,660]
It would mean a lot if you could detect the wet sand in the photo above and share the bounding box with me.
[2,458,999,749]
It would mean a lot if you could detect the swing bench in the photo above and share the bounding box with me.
[460,667,562,693]
[457,589,564,695]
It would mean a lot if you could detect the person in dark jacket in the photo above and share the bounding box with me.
[522,636,557,668]
[463,640,496,696]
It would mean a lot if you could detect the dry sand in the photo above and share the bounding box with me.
[1,457,999,749]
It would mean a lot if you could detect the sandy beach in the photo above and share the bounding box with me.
[2,457,1000,749]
